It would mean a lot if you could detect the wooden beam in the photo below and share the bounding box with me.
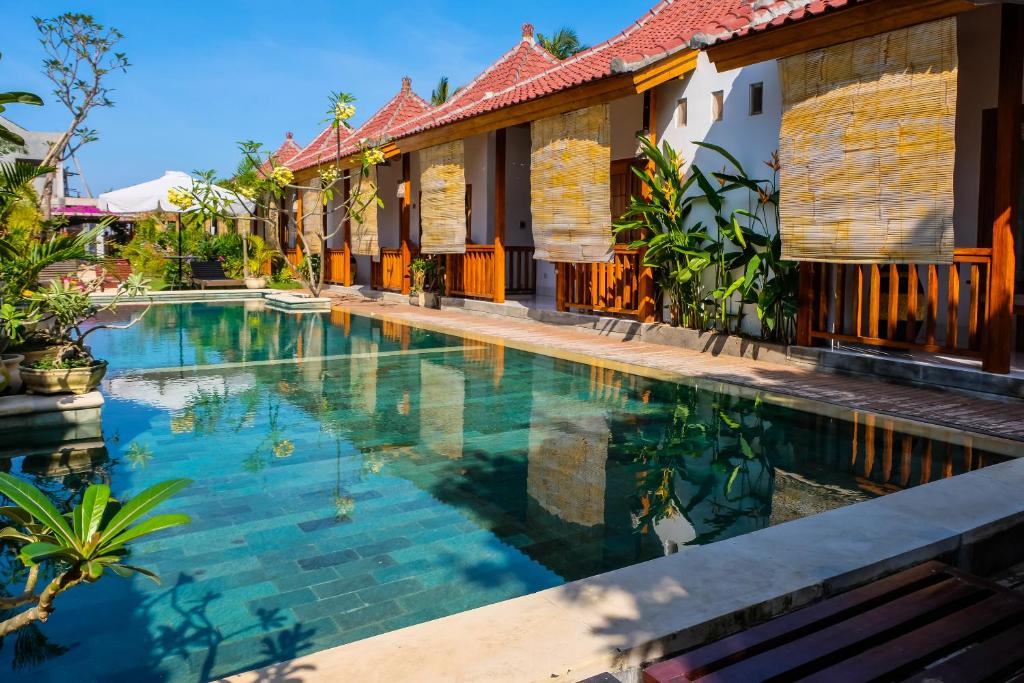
[983,3,1023,374]
[493,128,506,304]
[706,0,974,72]
[796,262,815,346]
[400,153,412,295]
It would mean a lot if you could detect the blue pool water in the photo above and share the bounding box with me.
[0,302,1011,681]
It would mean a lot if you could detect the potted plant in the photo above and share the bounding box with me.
[0,303,36,395]
[244,234,274,289]
[409,257,439,308]
[19,274,151,395]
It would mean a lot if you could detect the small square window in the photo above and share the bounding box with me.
[712,91,724,122]
[675,98,688,127]
[749,82,764,116]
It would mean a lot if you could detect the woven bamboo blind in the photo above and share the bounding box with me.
[419,141,468,254]
[531,104,613,263]
[778,17,958,264]
[350,166,380,259]
[301,187,320,252]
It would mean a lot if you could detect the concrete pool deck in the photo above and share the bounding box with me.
[326,296,1024,444]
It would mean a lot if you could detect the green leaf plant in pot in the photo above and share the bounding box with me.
[0,302,37,395]
[409,257,439,308]
[19,274,152,395]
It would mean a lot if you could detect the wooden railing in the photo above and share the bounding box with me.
[371,248,405,292]
[446,245,536,300]
[802,248,992,356]
[557,246,645,318]
[506,246,536,294]
[324,248,349,285]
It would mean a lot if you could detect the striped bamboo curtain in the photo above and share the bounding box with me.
[301,187,321,252]
[530,104,613,263]
[778,17,958,264]
[350,166,380,259]
[419,141,468,254]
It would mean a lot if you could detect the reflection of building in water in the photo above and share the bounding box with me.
[349,334,378,416]
[419,359,465,460]
[106,372,257,411]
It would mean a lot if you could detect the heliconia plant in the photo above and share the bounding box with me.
[0,474,191,637]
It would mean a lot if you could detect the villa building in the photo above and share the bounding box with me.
[0,115,66,202]
[274,0,1021,375]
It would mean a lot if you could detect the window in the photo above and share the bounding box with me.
[749,82,764,116]
[712,91,724,122]
[675,98,688,127]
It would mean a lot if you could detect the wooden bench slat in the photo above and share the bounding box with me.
[643,562,947,683]
[696,577,985,682]
[901,621,1024,683]
[800,593,1024,683]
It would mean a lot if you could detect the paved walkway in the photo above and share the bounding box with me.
[327,294,1024,443]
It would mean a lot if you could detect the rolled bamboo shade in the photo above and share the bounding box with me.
[531,104,613,263]
[778,17,958,264]
[350,166,380,259]
[419,141,468,254]
[301,187,320,252]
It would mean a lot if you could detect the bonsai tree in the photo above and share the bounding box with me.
[409,257,436,294]
[29,273,151,368]
[0,473,191,636]
[180,92,384,297]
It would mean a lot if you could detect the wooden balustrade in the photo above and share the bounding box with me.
[557,246,645,318]
[446,245,536,300]
[371,248,405,292]
[505,246,536,294]
[804,248,991,356]
[324,248,349,285]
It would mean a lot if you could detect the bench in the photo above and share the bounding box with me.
[37,260,85,287]
[642,561,1024,683]
[190,260,244,289]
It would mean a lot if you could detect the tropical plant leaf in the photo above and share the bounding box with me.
[694,140,747,176]
[74,483,110,544]
[100,513,190,551]
[98,479,191,545]
[18,541,78,566]
[110,563,161,585]
[0,473,78,550]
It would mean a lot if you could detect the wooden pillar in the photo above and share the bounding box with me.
[796,262,815,346]
[343,173,353,286]
[983,4,1023,374]
[494,129,507,304]
[400,153,412,295]
[637,88,659,323]
[555,263,567,311]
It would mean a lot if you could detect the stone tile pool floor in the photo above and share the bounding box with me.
[0,301,1016,682]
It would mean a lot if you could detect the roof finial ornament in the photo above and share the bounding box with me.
[401,76,412,92]
[286,131,293,139]
[522,23,535,44]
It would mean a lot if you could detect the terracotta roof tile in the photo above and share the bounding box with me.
[259,132,303,174]
[693,0,860,46]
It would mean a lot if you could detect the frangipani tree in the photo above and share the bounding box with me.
[180,92,384,297]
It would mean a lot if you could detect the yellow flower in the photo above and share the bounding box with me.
[318,166,340,185]
[270,165,294,188]
[363,148,385,166]
[334,103,356,122]
[166,187,193,211]
[236,185,257,200]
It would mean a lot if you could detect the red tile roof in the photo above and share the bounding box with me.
[259,132,303,174]
[692,0,859,46]
[288,125,354,172]
[392,1,732,139]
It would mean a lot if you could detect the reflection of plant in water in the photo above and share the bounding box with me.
[362,450,385,476]
[124,442,154,470]
[625,387,780,547]
[272,439,294,459]
[332,495,355,518]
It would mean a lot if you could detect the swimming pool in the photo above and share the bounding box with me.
[0,302,1011,681]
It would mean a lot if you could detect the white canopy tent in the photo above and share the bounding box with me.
[97,170,251,216]
[97,171,253,288]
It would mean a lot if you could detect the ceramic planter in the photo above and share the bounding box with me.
[17,345,60,365]
[410,292,439,308]
[245,277,267,289]
[20,360,108,395]
[0,354,24,395]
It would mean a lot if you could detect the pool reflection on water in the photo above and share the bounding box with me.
[0,302,1012,681]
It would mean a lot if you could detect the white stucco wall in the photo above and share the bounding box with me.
[464,132,494,244]
[0,115,66,200]
[610,94,644,161]
[375,161,401,249]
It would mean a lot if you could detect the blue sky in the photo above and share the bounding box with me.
[2,0,653,195]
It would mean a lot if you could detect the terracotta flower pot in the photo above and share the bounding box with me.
[20,360,108,395]
[1,354,24,395]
